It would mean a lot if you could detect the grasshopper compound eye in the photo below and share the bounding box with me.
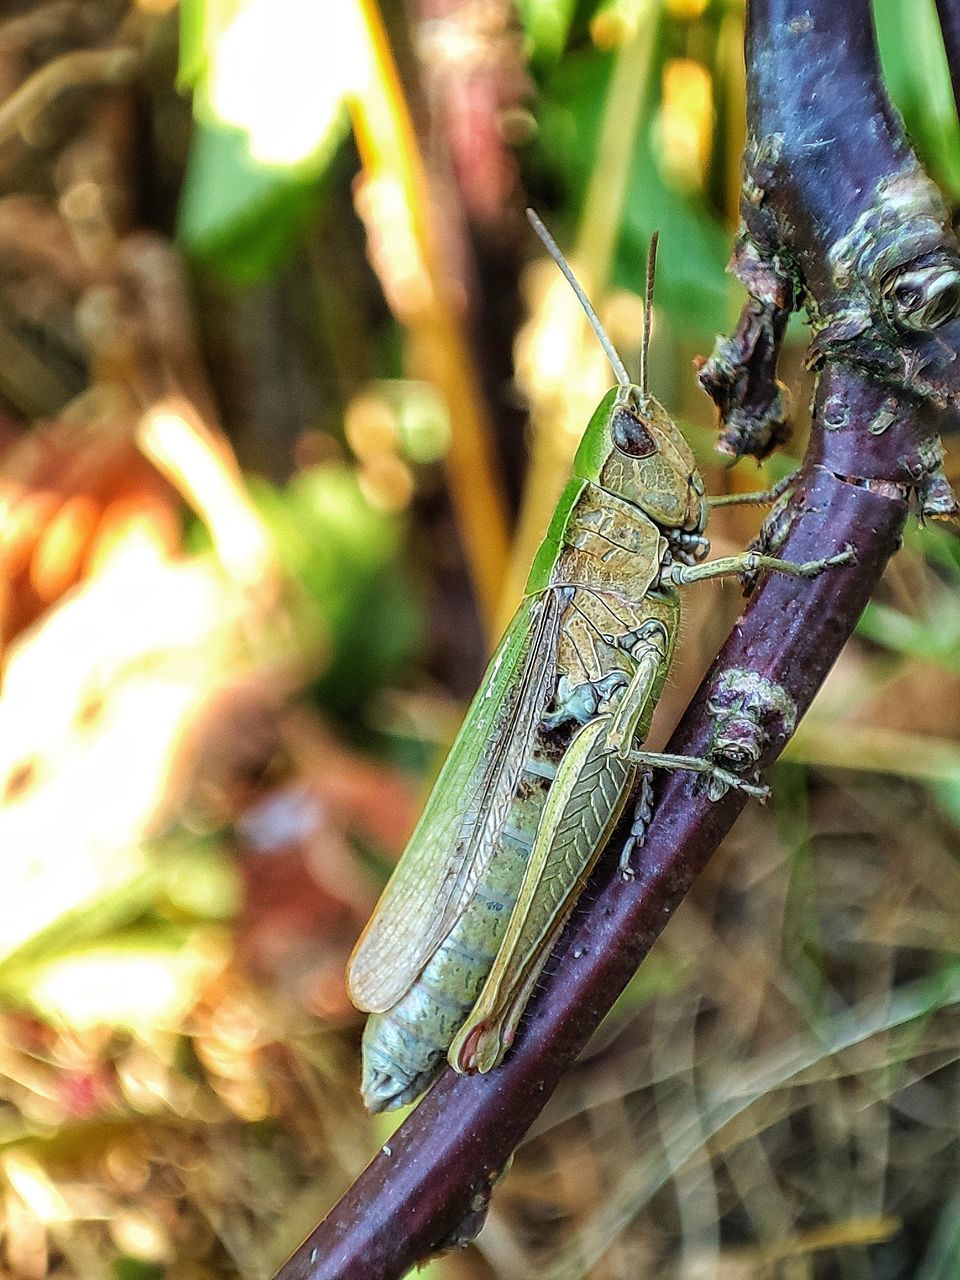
[611,406,658,458]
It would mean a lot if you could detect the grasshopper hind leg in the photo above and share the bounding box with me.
[623,748,769,801]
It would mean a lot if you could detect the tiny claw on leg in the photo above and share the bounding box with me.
[702,763,770,803]
[793,543,857,577]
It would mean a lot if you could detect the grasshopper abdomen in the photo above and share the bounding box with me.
[361,733,563,1109]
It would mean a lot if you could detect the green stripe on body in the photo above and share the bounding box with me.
[524,477,586,593]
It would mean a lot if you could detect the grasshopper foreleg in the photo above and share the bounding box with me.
[706,471,798,509]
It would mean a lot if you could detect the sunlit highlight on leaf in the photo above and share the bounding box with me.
[17,931,230,1033]
[658,57,714,193]
[207,0,369,168]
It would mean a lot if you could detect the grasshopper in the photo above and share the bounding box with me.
[347,212,851,1112]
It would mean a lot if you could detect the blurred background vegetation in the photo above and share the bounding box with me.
[0,1,960,1277]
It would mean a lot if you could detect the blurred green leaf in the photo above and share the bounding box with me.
[857,597,960,673]
[114,1261,165,1280]
[514,0,579,62]
[251,464,421,713]
[917,1189,960,1280]
[602,946,689,1022]
[177,119,332,283]
[158,835,243,921]
[177,0,238,91]
[932,777,960,829]
[0,831,240,980]
[615,126,733,336]
[874,0,960,200]
[5,927,230,1033]
[0,844,159,976]
[176,0,351,281]
[856,523,960,671]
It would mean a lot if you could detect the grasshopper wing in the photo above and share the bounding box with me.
[347,589,563,1013]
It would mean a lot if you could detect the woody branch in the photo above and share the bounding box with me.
[275,2,960,1276]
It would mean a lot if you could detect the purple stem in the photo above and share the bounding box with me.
[743,0,905,298]
[274,3,955,1275]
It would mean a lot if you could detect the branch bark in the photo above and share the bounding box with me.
[275,3,960,1275]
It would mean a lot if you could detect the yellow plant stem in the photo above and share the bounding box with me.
[730,1215,901,1266]
[718,7,748,223]
[348,0,510,643]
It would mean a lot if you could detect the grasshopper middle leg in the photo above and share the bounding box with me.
[668,544,855,587]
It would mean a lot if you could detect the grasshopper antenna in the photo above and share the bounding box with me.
[526,207,630,388]
[640,230,659,397]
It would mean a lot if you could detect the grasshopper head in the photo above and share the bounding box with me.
[573,385,707,536]
[525,211,707,543]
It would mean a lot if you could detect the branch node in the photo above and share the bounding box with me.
[697,234,794,460]
[913,438,960,521]
[828,166,960,334]
[706,667,797,776]
[708,119,960,456]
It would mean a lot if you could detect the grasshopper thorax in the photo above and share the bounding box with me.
[573,385,707,537]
